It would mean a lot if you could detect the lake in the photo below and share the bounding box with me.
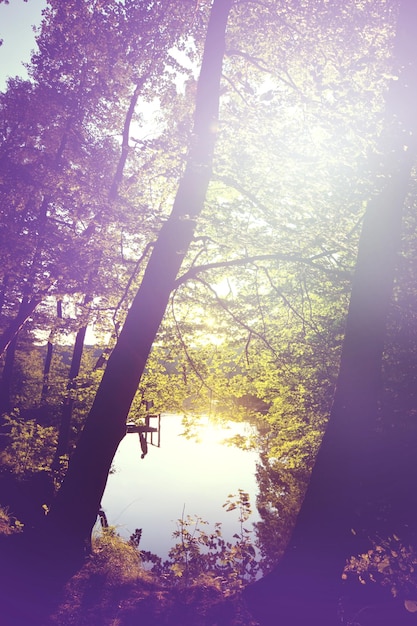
[99,413,261,560]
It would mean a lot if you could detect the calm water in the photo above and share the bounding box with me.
[99,413,260,559]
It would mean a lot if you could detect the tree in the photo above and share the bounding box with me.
[0,0,193,358]
[44,0,233,561]
[244,1,417,623]
[0,0,208,461]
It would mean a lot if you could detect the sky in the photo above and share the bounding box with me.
[0,0,46,90]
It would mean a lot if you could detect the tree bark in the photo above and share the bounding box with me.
[53,324,88,465]
[41,300,62,405]
[0,296,41,358]
[108,77,148,200]
[0,334,17,416]
[244,2,417,623]
[0,275,9,317]
[45,0,232,553]
[40,339,54,405]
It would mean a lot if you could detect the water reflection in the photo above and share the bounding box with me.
[100,413,260,559]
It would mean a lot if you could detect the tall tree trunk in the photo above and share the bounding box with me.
[53,324,88,466]
[244,2,417,623]
[40,339,54,405]
[0,295,41,431]
[0,275,9,316]
[0,334,18,416]
[41,300,62,405]
[45,0,232,554]
[0,335,18,451]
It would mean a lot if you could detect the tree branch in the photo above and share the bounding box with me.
[112,240,155,334]
[170,290,217,397]
[175,251,351,288]
[194,276,279,359]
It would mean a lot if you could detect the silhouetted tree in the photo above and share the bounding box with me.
[45,0,233,559]
[244,1,417,623]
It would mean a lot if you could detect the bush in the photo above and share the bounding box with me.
[141,490,260,594]
[0,409,57,474]
[344,534,417,601]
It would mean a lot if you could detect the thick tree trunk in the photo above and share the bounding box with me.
[244,2,417,624]
[45,0,232,554]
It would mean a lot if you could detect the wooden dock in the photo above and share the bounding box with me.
[126,413,161,448]
[126,424,157,434]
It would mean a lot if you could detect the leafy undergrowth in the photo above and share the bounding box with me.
[342,535,417,625]
[0,493,261,626]
[48,524,260,626]
[3,494,417,625]
[49,527,417,626]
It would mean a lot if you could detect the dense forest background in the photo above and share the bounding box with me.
[1,0,417,624]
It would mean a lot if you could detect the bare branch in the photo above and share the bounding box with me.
[195,276,279,358]
[170,289,218,397]
[175,251,351,288]
[261,265,324,338]
[226,49,300,92]
[221,73,252,105]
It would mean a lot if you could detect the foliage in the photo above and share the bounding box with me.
[9,334,45,409]
[49,494,261,625]
[344,535,417,601]
[49,527,152,626]
[140,490,260,594]
[89,527,143,585]
[128,345,192,418]
[0,504,23,535]
[0,409,56,474]
[253,454,308,570]
[0,0,401,453]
